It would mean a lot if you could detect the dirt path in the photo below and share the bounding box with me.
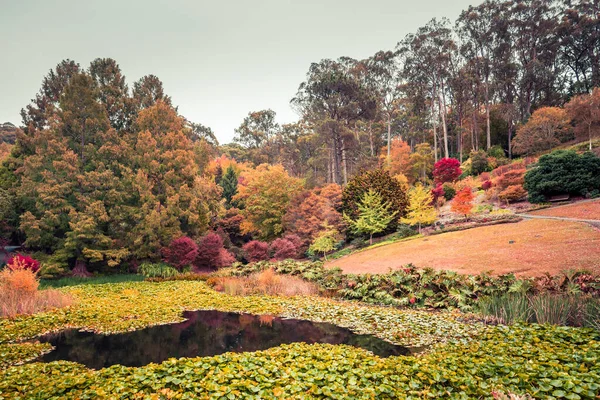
[326,219,600,277]
[517,214,600,224]
[527,199,600,220]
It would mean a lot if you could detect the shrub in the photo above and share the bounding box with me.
[524,150,600,203]
[269,238,300,260]
[487,145,506,159]
[433,158,462,185]
[242,240,270,262]
[478,293,532,325]
[216,248,236,268]
[0,267,72,318]
[195,233,228,270]
[431,184,444,203]
[482,180,492,190]
[470,150,490,175]
[496,169,526,190]
[6,254,41,273]
[138,262,180,278]
[498,185,527,203]
[161,237,198,271]
[442,183,456,200]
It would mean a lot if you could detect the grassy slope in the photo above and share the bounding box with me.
[528,199,600,220]
[327,219,600,276]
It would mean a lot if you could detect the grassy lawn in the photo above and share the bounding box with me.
[0,280,599,399]
[528,199,600,220]
[327,219,600,276]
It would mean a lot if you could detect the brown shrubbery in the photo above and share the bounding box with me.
[208,268,318,297]
[0,265,72,318]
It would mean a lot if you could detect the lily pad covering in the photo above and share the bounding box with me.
[1,281,599,399]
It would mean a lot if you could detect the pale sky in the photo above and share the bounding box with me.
[1,0,475,144]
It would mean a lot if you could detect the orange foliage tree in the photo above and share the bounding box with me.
[380,139,413,181]
[283,184,344,246]
[511,107,572,156]
[565,88,600,151]
[451,188,474,219]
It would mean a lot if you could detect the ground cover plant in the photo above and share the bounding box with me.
[0,280,599,399]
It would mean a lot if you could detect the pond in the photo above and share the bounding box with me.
[38,310,411,369]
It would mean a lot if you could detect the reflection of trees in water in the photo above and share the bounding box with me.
[39,311,409,369]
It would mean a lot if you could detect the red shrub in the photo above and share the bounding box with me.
[431,184,445,202]
[482,180,493,190]
[480,172,491,182]
[243,240,270,262]
[433,158,462,185]
[269,238,300,260]
[195,233,224,270]
[6,254,40,273]
[162,237,198,271]
[216,248,236,268]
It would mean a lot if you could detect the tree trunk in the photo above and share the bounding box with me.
[369,120,374,157]
[341,137,348,185]
[431,96,438,162]
[369,233,373,245]
[485,81,491,150]
[439,85,449,158]
[387,115,392,159]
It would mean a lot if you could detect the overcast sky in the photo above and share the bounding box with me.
[1,0,475,144]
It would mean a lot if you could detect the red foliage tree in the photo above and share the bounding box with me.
[451,188,474,218]
[242,240,270,262]
[194,233,225,270]
[433,158,462,185]
[431,184,445,203]
[162,237,198,271]
[269,238,300,260]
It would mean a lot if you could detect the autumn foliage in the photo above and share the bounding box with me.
[162,237,199,271]
[194,233,234,270]
[512,107,572,156]
[6,254,41,273]
[242,240,270,262]
[433,158,462,185]
[451,188,474,218]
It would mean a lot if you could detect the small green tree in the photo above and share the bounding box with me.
[220,165,238,208]
[309,223,340,260]
[401,184,437,233]
[343,189,397,244]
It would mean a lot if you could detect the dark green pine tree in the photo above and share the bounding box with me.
[220,166,238,208]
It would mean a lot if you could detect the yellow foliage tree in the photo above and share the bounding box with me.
[401,184,437,233]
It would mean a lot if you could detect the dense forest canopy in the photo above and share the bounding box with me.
[1,0,599,274]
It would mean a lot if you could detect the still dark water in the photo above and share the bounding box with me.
[38,310,409,369]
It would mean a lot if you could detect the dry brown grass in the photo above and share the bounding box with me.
[529,199,600,220]
[0,268,73,318]
[210,268,319,297]
[327,219,600,277]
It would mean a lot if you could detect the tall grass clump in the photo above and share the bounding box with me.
[530,294,575,326]
[0,264,72,318]
[209,268,319,297]
[138,262,180,278]
[478,293,532,324]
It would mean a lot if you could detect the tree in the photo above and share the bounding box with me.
[451,187,474,219]
[410,143,435,183]
[512,107,572,156]
[242,240,270,262]
[220,166,238,208]
[234,164,304,240]
[309,223,340,260]
[283,184,344,246]
[89,58,131,131]
[162,237,199,271]
[433,158,462,185]
[342,168,408,232]
[381,138,413,179]
[292,58,376,184]
[132,75,172,110]
[344,189,398,244]
[189,122,219,146]
[401,184,437,233]
[565,88,600,151]
[234,110,279,149]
